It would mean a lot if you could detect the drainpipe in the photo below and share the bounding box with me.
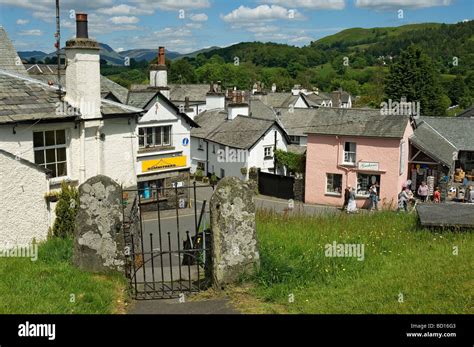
[79,122,86,183]
[206,141,209,177]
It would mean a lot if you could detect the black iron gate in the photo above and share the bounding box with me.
[258,171,295,200]
[122,182,213,300]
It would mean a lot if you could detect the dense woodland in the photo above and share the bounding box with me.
[94,21,473,114]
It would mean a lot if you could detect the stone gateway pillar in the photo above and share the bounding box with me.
[73,175,125,273]
[210,177,260,287]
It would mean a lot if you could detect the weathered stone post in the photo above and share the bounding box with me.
[210,177,260,287]
[73,175,125,273]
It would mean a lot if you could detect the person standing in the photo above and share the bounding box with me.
[342,184,351,210]
[369,183,378,211]
[433,187,441,203]
[398,187,410,212]
[347,187,358,213]
[417,181,429,202]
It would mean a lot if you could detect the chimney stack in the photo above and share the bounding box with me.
[227,90,249,120]
[150,46,169,98]
[205,80,225,110]
[64,13,101,119]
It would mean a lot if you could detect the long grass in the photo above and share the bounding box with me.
[0,237,127,314]
[246,211,473,314]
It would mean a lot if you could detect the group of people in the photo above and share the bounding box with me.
[342,183,379,213]
[397,181,442,212]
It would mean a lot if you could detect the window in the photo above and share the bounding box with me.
[343,142,356,164]
[357,173,380,196]
[138,126,172,148]
[264,146,273,160]
[198,139,204,151]
[220,168,225,178]
[197,161,205,171]
[33,130,67,178]
[326,173,342,195]
[212,144,216,154]
[289,135,300,145]
[138,179,164,200]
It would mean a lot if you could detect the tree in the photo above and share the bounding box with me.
[385,45,447,116]
[170,59,197,83]
[448,75,468,105]
[52,182,79,238]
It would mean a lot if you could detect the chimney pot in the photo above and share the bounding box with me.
[158,47,166,66]
[76,13,89,39]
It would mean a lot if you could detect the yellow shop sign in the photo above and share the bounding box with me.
[142,156,187,172]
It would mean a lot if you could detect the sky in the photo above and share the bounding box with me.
[0,0,472,54]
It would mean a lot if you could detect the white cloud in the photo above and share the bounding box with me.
[221,5,304,23]
[261,0,346,10]
[186,22,203,29]
[189,13,208,21]
[246,25,279,33]
[18,29,42,36]
[97,4,153,15]
[355,0,453,9]
[126,0,210,11]
[16,19,29,25]
[109,16,140,24]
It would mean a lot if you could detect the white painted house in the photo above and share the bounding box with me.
[0,14,143,247]
[191,90,289,179]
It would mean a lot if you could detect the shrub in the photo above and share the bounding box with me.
[52,182,79,238]
[210,173,218,184]
[195,169,204,181]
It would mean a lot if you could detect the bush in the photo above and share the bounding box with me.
[210,173,218,184]
[52,182,79,238]
[195,169,204,181]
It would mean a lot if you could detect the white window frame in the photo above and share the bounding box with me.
[264,146,273,160]
[198,138,204,151]
[326,173,343,195]
[33,129,68,178]
[343,142,356,165]
[138,125,172,148]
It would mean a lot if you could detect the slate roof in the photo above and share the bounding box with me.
[0,69,142,124]
[304,107,409,138]
[416,116,474,152]
[126,91,158,109]
[300,93,331,107]
[456,106,474,118]
[276,108,318,136]
[191,110,282,149]
[0,27,27,76]
[168,84,210,102]
[409,122,456,167]
[259,93,299,108]
[25,65,129,104]
[249,98,277,120]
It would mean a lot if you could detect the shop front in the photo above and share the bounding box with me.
[137,155,190,211]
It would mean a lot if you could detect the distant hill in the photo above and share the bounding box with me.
[19,45,220,65]
[314,23,443,47]
[118,48,182,62]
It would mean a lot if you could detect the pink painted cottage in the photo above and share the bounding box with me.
[304,109,413,209]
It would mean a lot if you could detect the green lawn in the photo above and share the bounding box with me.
[240,211,473,314]
[0,238,127,314]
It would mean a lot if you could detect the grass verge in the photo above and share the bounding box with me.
[229,211,473,314]
[0,237,128,314]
